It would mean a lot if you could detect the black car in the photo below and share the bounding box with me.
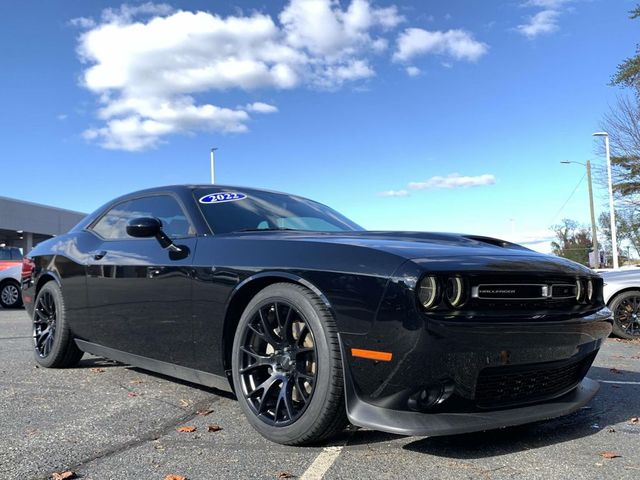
[22,185,612,445]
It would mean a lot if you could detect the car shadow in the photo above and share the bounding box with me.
[343,365,640,457]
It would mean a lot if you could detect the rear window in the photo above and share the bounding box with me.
[0,248,22,261]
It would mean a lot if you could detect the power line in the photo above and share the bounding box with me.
[552,173,587,222]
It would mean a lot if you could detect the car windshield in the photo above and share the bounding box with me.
[194,188,363,234]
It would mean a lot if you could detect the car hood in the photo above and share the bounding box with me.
[237,230,586,270]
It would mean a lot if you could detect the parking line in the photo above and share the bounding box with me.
[300,446,343,480]
[599,380,640,385]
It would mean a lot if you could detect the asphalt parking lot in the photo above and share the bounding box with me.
[1,308,640,480]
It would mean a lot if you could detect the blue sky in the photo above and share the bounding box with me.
[0,0,637,251]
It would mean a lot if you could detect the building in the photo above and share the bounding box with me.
[0,196,86,253]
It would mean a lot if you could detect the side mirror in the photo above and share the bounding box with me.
[126,217,189,259]
[126,217,161,238]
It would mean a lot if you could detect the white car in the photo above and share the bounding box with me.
[601,268,640,339]
[0,265,22,309]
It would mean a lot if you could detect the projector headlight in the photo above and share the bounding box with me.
[575,279,584,303]
[418,276,438,309]
[445,276,465,308]
[587,279,594,302]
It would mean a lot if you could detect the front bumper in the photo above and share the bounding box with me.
[339,307,612,436]
[345,374,600,437]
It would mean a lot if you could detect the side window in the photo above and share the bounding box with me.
[11,248,23,260]
[92,195,193,240]
[0,249,10,260]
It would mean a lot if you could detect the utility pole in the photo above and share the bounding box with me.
[593,132,618,268]
[560,160,599,268]
[585,160,599,269]
[210,147,218,184]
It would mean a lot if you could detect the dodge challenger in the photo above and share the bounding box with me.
[22,185,612,445]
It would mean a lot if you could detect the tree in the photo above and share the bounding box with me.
[601,95,640,204]
[550,219,592,265]
[611,5,640,91]
[598,210,639,261]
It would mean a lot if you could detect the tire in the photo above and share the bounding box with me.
[231,283,347,445]
[0,280,22,308]
[32,281,84,368]
[609,290,640,340]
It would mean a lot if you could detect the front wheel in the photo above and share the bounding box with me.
[231,283,347,445]
[609,290,640,340]
[32,281,84,368]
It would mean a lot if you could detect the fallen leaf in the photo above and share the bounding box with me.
[601,452,621,459]
[127,392,138,397]
[164,476,187,480]
[89,368,105,373]
[176,426,197,433]
[277,473,295,479]
[207,424,222,432]
[129,379,144,384]
[630,417,640,424]
[51,471,76,480]
[196,409,214,416]
[608,427,616,433]
[609,368,622,374]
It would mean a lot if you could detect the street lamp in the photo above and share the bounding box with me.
[560,160,599,268]
[593,131,618,268]
[210,147,218,184]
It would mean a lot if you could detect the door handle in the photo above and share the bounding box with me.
[91,250,107,260]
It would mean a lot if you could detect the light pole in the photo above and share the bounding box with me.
[561,160,599,268]
[210,147,218,184]
[593,131,618,268]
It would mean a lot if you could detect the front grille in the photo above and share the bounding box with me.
[474,352,596,408]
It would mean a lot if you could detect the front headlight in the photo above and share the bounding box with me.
[445,276,465,308]
[575,279,583,302]
[418,276,438,309]
[587,279,594,301]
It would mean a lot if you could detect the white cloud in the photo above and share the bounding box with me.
[406,66,421,76]
[378,189,410,197]
[245,102,279,114]
[69,17,96,29]
[516,9,561,38]
[522,0,570,7]
[408,173,496,189]
[393,28,488,62]
[516,0,571,38]
[74,1,484,151]
[57,114,68,121]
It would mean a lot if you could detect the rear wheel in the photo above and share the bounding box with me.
[0,280,22,308]
[231,283,347,445]
[33,281,84,368]
[609,290,640,340]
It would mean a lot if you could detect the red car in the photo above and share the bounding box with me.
[0,246,23,272]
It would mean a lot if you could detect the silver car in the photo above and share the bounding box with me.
[0,264,22,309]
[601,268,640,339]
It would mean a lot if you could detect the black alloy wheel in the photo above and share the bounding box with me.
[232,283,347,445]
[33,289,57,357]
[238,300,317,426]
[32,281,84,368]
[610,290,640,339]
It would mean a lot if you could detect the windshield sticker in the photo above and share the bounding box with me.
[199,192,247,204]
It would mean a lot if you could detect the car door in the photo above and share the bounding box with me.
[85,193,197,366]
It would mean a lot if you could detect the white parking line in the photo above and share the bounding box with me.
[599,380,640,385]
[300,446,343,480]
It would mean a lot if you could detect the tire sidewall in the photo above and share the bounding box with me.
[231,285,336,444]
[33,282,68,367]
[610,290,640,340]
